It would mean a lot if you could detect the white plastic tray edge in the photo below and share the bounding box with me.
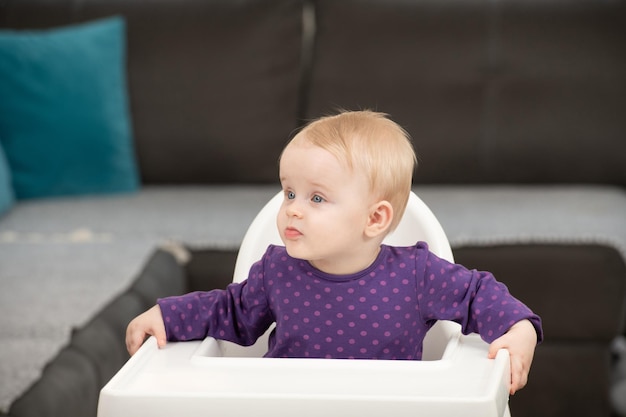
[98,325,510,417]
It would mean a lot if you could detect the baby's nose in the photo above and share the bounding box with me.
[285,201,303,218]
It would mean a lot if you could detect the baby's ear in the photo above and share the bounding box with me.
[365,200,393,238]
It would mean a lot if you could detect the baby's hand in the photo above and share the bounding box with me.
[488,319,538,395]
[126,304,167,356]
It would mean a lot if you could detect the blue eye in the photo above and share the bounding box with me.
[312,195,324,203]
[286,191,296,200]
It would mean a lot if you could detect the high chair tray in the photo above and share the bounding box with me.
[98,329,510,417]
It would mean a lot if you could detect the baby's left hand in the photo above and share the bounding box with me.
[488,319,538,395]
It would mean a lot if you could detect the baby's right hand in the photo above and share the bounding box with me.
[126,304,167,356]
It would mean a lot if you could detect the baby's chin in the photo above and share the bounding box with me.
[282,243,306,260]
[281,242,317,265]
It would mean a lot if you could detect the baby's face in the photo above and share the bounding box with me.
[278,141,377,275]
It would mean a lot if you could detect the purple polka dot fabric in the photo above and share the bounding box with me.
[158,242,542,360]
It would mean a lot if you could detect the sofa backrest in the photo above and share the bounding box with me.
[2,0,625,186]
[306,0,626,185]
[1,0,304,185]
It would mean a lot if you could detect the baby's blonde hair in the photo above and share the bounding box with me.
[287,110,417,231]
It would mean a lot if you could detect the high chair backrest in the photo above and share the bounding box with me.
[233,190,454,283]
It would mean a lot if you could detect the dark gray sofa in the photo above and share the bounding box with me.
[1,1,625,417]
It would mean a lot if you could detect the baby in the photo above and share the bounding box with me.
[127,110,543,394]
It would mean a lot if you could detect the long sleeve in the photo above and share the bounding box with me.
[157,259,274,346]
[416,247,543,344]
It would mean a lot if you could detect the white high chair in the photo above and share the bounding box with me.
[98,191,511,417]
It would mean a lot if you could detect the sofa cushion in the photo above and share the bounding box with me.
[185,248,239,292]
[0,144,14,217]
[492,0,626,184]
[455,244,626,342]
[509,343,613,417]
[0,16,139,199]
[307,0,626,185]
[77,0,304,184]
[307,0,490,184]
[71,292,147,386]
[8,347,100,417]
[415,185,626,262]
[130,249,188,305]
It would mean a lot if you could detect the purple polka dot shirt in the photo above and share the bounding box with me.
[158,242,543,360]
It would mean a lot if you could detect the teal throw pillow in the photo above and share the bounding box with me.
[0,16,139,199]
[0,143,15,216]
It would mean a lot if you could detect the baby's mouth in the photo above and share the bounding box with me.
[284,227,302,239]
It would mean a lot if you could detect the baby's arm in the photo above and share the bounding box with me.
[488,319,538,395]
[126,305,167,356]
